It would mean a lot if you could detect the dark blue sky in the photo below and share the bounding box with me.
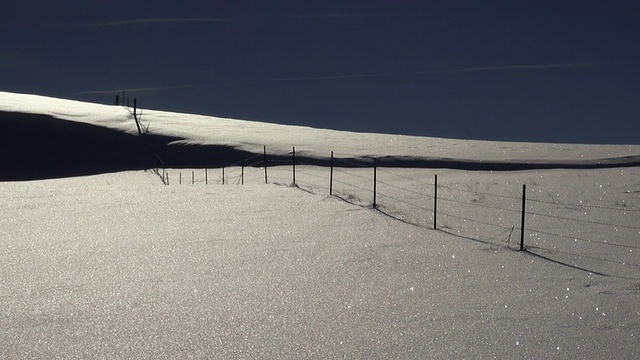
[2,1,639,144]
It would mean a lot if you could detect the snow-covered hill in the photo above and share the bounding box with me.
[2,91,639,176]
[1,91,639,358]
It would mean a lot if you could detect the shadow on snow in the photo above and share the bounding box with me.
[1,110,639,181]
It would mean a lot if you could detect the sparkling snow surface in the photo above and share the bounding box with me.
[1,92,639,358]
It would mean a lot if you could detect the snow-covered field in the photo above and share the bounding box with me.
[1,91,639,358]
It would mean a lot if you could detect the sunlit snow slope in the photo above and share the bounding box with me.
[1,91,639,181]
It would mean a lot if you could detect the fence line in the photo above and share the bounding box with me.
[154,146,639,273]
[111,92,638,272]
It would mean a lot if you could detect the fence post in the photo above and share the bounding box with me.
[263,146,268,184]
[241,159,245,185]
[434,174,438,229]
[330,151,334,195]
[292,147,296,185]
[520,184,527,251]
[192,171,194,185]
[222,167,224,185]
[179,172,182,185]
[133,98,142,135]
[205,169,208,185]
[373,159,377,208]
[166,172,169,185]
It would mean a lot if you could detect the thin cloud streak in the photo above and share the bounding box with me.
[283,13,375,19]
[76,87,173,95]
[75,62,615,95]
[275,62,615,82]
[53,18,246,28]
[74,82,247,95]
[54,13,375,28]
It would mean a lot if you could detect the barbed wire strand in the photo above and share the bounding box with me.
[527,227,640,250]
[438,211,515,231]
[377,168,434,187]
[438,194,522,214]
[332,178,372,194]
[527,197,640,212]
[527,210,640,231]
[377,190,433,213]
[376,178,434,199]
[333,167,374,182]
[439,183,522,201]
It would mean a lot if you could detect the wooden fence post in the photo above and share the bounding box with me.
[263,146,268,184]
[133,98,142,135]
[292,147,296,185]
[192,171,194,185]
[520,184,527,251]
[330,151,334,195]
[373,159,377,208]
[241,159,245,185]
[205,169,208,185]
[434,175,438,229]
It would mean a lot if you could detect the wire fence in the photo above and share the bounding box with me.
[155,146,640,275]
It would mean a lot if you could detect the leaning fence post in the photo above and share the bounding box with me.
[373,159,377,208]
[520,184,527,251]
[330,151,334,195]
[292,147,296,185]
[434,174,438,229]
[263,146,268,184]
[133,98,142,135]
